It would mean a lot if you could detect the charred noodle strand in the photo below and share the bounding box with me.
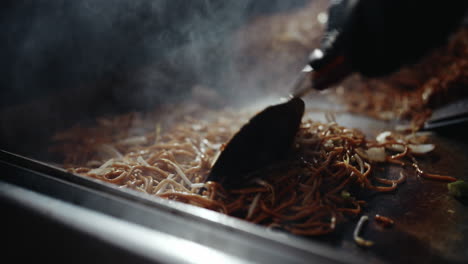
[303,176,321,204]
[251,213,271,224]
[386,159,406,166]
[412,162,457,182]
[261,204,323,221]
[292,211,334,228]
[226,198,245,214]
[367,181,398,192]
[335,161,369,183]
[340,162,398,192]
[374,171,406,185]
[389,145,408,160]
[326,175,353,196]
[263,192,297,214]
[375,214,394,227]
[337,200,362,215]
[367,141,398,148]
[324,194,345,204]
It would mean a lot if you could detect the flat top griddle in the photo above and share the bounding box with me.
[1,96,467,264]
[304,106,468,264]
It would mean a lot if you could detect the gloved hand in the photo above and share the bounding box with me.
[309,0,467,89]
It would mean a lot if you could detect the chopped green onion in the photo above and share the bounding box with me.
[341,190,351,199]
[448,180,468,199]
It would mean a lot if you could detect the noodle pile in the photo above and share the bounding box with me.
[334,27,468,129]
[51,105,244,202]
[51,103,456,236]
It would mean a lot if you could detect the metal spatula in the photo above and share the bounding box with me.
[203,65,327,190]
[423,98,468,130]
[203,48,352,190]
[204,97,305,190]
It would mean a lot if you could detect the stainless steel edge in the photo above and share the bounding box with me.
[0,181,246,264]
[0,149,364,264]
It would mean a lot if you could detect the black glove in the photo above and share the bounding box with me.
[310,0,468,80]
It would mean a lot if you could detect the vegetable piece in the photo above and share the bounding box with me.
[376,131,392,143]
[353,215,374,247]
[341,190,351,199]
[386,144,405,152]
[366,147,387,162]
[408,144,435,154]
[448,180,468,199]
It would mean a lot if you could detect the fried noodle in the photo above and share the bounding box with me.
[50,104,453,236]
